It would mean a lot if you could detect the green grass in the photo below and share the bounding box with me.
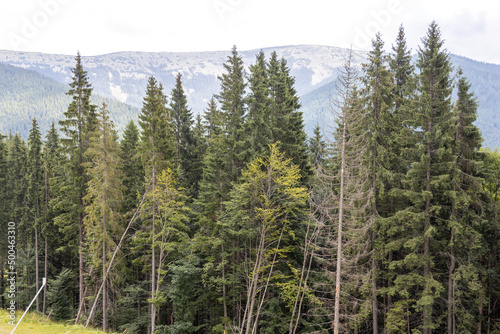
[0,309,119,334]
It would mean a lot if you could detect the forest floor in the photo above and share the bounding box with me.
[0,309,117,334]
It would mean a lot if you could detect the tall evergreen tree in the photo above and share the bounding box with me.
[57,51,98,317]
[446,70,485,332]
[27,118,44,312]
[170,73,198,195]
[216,45,247,181]
[84,104,125,332]
[403,21,454,332]
[244,50,272,159]
[7,134,29,237]
[268,52,311,182]
[120,120,143,216]
[42,122,60,314]
[137,76,176,334]
[360,32,395,333]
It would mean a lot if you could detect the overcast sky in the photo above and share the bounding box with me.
[0,0,498,64]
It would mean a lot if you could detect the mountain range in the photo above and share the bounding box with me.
[0,45,498,148]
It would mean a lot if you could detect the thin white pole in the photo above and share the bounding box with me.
[11,277,46,334]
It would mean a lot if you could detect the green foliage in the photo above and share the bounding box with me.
[47,268,74,321]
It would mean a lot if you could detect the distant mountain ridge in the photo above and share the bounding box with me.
[0,45,498,148]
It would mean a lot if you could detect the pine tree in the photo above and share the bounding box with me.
[42,122,60,314]
[383,25,417,331]
[7,134,29,236]
[170,73,198,195]
[308,124,327,169]
[360,32,394,332]
[202,96,224,139]
[84,103,125,331]
[137,76,176,334]
[268,52,311,182]
[447,70,485,332]
[57,51,98,317]
[120,120,143,216]
[403,21,454,332]
[27,118,44,312]
[244,50,272,160]
[216,45,247,181]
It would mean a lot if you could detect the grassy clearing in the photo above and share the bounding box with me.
[0,309,118,334]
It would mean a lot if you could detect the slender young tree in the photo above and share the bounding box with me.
[84,104,125,332]
[360,32,394,333]
[138,76,175,334]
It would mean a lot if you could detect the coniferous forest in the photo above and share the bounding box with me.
[1,22,500,333]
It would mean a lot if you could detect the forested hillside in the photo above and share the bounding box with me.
[1,22,500,334]
[0,62,139,137]
[2,44,499,148]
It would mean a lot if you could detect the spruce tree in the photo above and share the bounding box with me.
[268,52,311,182]
[84,103,125,331]
[120,120,143,216]
[170,73,198,195]
[57,51,98,317]
[244,50,272,160]
[202,96,224,139]
[7,134,28,237]
[42,122,60,314]
[308,124,327,169]
[216,45,247,181]
[137,76,176,334]
[447,70,485,332]
[404,21,454,332]
[27,118,44,312]
[360,32,394,333]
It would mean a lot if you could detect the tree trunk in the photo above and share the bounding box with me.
[372,141,378,334]
[35,223,39,312]
[151,163,156,334]
[43,235,47,314]
[447,227,456,334]
[334,115,347,334]
[103,207,107,332]
[423,119,432,334]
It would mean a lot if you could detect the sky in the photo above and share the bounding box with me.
[0,0,499,64]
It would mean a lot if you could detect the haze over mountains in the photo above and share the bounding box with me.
[0,45,499,148]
